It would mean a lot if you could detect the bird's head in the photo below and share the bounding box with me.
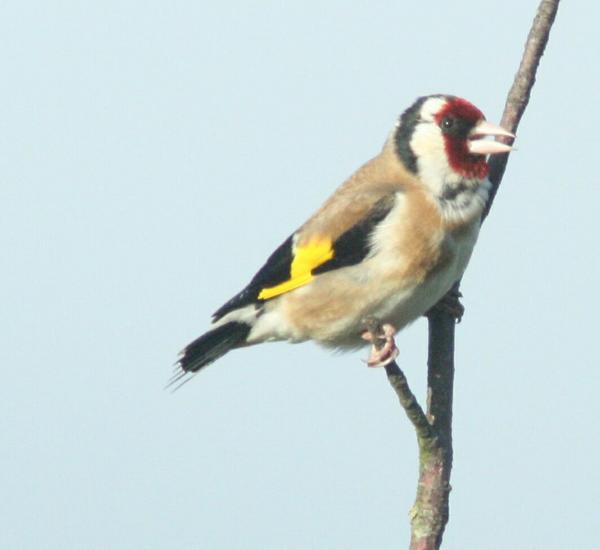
[394,95,514,196]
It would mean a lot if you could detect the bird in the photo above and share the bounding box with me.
[170,94,514,389]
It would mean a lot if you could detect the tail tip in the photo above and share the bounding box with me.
[167,321,252,390]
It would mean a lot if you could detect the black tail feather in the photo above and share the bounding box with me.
[178,322,251,374]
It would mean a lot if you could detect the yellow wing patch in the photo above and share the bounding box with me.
[258,238,334,300]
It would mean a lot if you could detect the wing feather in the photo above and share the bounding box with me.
[212,195,396,321]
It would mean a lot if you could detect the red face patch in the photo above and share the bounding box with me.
[435,97,489,180]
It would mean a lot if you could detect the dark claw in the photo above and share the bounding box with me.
[426,287,465,323]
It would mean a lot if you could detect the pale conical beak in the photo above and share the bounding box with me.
[468,120,515,155]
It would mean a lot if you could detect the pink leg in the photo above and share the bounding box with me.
[361,323,399,367]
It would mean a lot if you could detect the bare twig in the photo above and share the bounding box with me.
[363,317,432,438]
[385,1,561,549]
[484,0,560,218]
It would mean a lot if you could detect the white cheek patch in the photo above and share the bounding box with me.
[411,123,444,157]
[410,122,456,195]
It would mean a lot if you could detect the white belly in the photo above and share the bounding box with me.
[374,221,480,331]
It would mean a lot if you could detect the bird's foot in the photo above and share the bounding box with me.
[427,288,465,323]
[361,322,399,367]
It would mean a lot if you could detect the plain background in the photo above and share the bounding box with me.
[1,1,598,549]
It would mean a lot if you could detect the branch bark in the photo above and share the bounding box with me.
[386,1,561,548]
[484,0,561,219]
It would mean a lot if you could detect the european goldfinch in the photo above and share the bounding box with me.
[172,94,514,387]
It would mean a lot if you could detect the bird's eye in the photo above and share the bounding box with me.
[441,117,454,130]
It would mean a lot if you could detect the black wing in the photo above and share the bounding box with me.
[212,234,294,320]
[212,196,395,321]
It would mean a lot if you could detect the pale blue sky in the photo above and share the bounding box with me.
[1,1,598,549]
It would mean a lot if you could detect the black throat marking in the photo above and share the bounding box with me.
[440,182,470,201]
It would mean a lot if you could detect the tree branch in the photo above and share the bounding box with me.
[385,1,561,548]
[363,317,432,438]
[484,0,560,218]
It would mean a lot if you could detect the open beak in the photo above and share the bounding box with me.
[468,120,515,155]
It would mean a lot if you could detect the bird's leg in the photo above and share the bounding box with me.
[361,320,399,368]
[427,287,465,323]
